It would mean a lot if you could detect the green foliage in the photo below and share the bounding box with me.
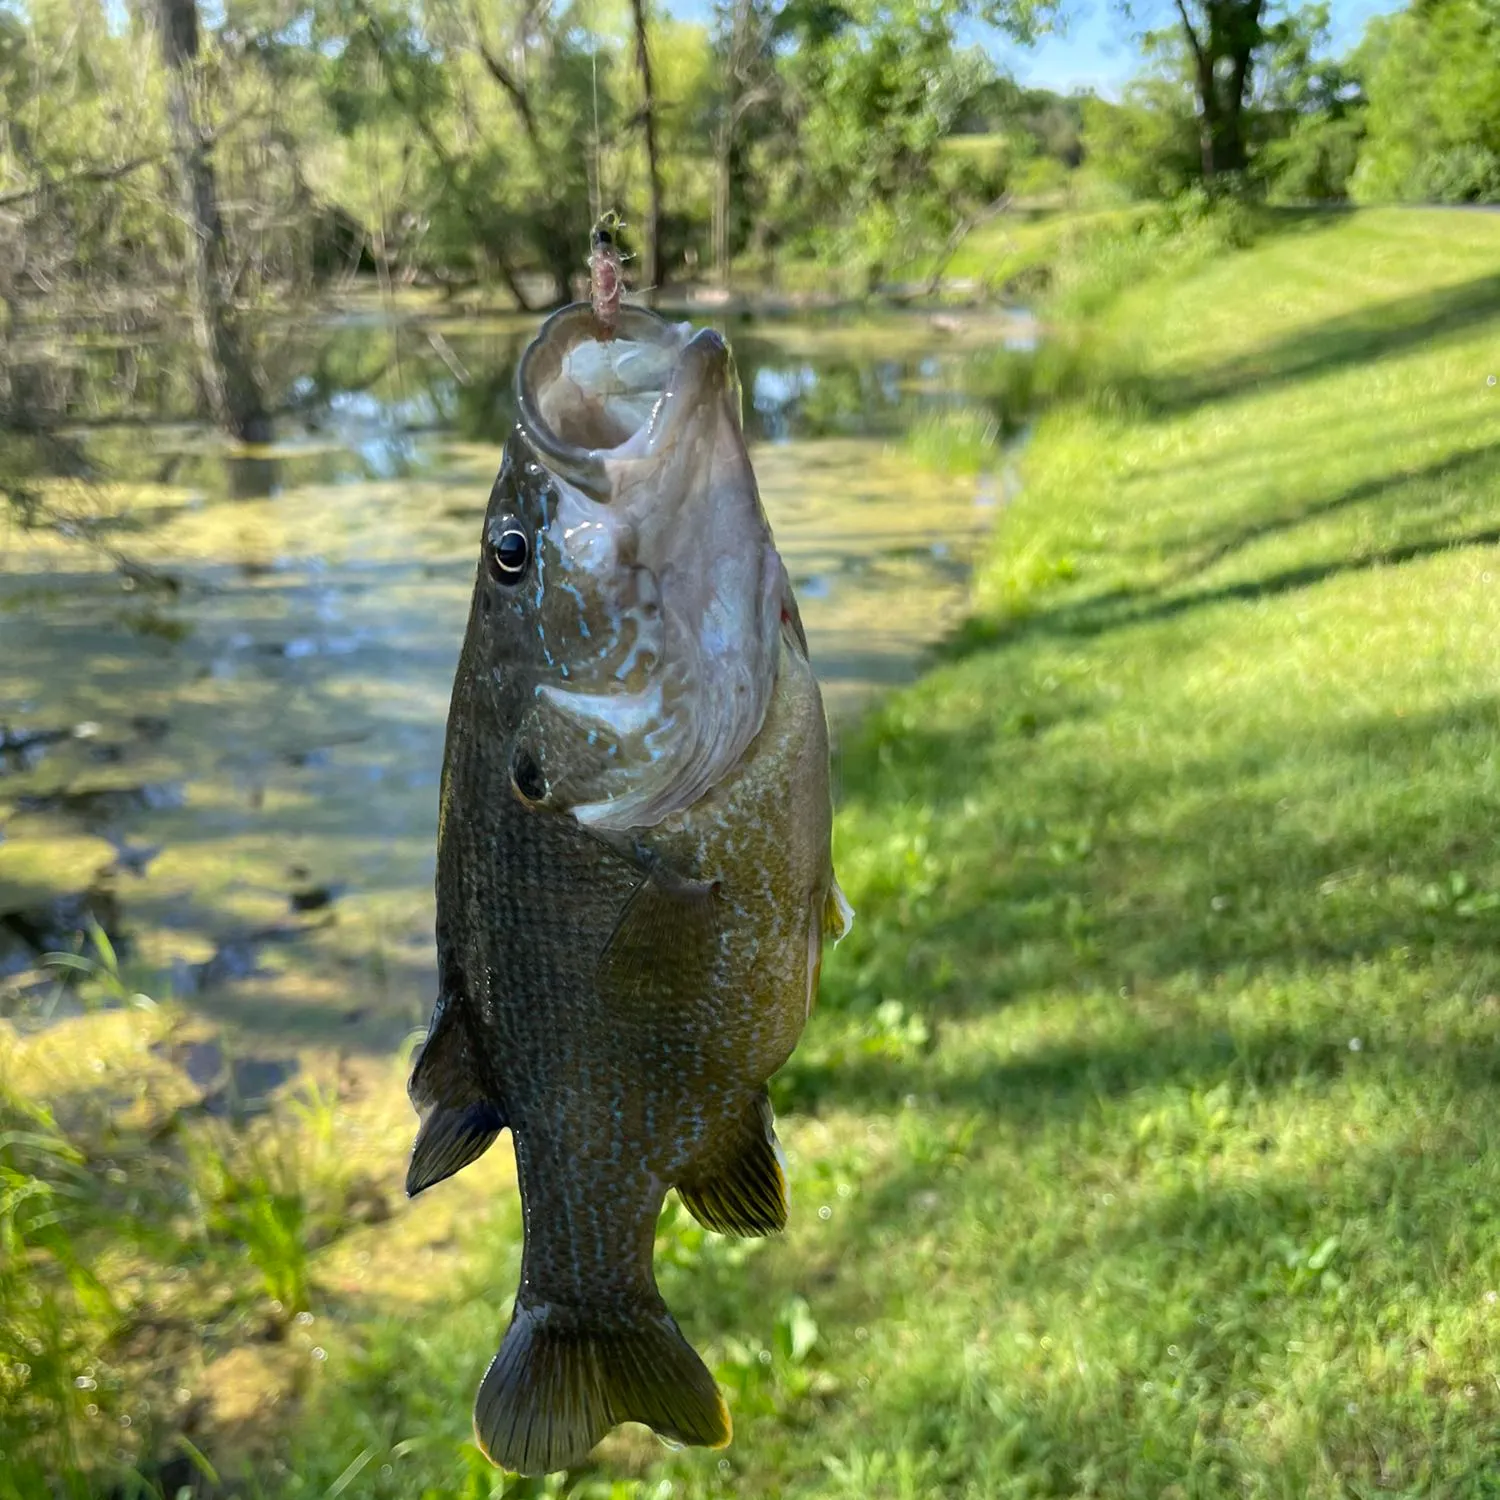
[954,80,1087,170]
[1077,3,1368,206]
[1258,112,1364,201]
[776,0,995,284]
[905,406,1004,476]
[1080,75,1200,201]
[187,1078,353,1318]
[0,1087,119,1499]
[1352,0,1500,203]
[0,0,1077,312]
[0,955,360,1490]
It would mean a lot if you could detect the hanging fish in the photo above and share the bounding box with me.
[407,294,852,1475]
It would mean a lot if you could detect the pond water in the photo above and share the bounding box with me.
[0,298,1030,1055]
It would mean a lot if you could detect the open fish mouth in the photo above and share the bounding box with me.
[513,303,787,832]
[518,303,744,471]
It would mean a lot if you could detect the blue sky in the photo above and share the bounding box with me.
[990,0,1402,95]
[662,0,1406,99]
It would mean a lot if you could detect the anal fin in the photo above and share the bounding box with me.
[474,1296,730,1476]
[676,1089,788,1237]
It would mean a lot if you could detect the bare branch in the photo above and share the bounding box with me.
[924,192,1012,299]
[349,0,536,312]
[468,4,541,148]
[1172,0,1209,75]
[0,153,164,208]
[0,103,265,210]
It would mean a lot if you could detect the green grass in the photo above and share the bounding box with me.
[811,205,1500,1496]
[906,406,1006,476]
[15,204,1500,1497]
[0,934,377,1499]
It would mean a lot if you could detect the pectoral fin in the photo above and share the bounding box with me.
[597,857,720,1007]
[406,985,506,1198]
[676,1089,788,1237]
[824,876,854,942]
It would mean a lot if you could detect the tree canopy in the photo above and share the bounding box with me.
[0,0,1495,434]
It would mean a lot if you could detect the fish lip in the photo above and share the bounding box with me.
[630,326,739,460]
[515,302,734,487]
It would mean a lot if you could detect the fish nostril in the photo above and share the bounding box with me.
[510,746,547,805]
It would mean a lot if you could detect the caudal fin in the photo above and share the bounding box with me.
[473,1298,731,1476]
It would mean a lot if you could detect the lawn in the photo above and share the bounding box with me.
[9,204,1500,1498]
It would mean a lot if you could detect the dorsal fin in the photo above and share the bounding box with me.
[406,972,506,1198]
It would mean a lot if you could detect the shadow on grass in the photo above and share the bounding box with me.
[940,512,1500,668]
[793,1126,1500,1496]
[824,691,1500,1042]
[1151,269,1500,414]
[1167,440,1500,586]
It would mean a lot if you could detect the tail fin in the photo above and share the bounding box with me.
[473,1298,731,1476]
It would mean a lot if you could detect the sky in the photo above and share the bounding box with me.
[662,0,1407,100]
[990,0,1403,96]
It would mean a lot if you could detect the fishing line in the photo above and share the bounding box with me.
[590,45,602,227]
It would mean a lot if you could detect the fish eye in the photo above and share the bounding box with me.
[486,519,530,584]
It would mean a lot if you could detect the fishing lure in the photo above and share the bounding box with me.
[588,210,629,337]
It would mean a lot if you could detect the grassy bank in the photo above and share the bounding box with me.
[10,204,1500,1497]
[814,205,1500,1495]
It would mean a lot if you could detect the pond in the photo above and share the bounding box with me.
[0,297,1032,1058]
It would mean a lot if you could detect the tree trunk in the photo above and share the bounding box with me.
[1193,54,1217,182]
[628,0,664,293]
[1217,30,1261,177]
[923,193,1011,298]
[152,0,269,443]
[1212,101,1246,177]
[713,0,751,285]
[712,125,732,283]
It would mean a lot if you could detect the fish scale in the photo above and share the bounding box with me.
[406,301,851,1477]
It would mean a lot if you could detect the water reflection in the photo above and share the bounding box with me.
[0,299,1028,1048]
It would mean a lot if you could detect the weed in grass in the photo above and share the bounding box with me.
[186,1079,353,1320]
[39,915,159,1019]
[905,407,1004,476]
[0,1086,119,1497]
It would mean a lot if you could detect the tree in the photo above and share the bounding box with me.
[1250,2,1365,200]
[1080,56,1201,197]
[1082,0,1359,194]
[150,0,271,440]
[627,0,665,291]
[1351,0,1500,204]
[1157,0,1267,182]
[775,0,996,286]
[710,0,779,282]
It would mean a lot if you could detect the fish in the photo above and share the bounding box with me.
[406,298,853,1476]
